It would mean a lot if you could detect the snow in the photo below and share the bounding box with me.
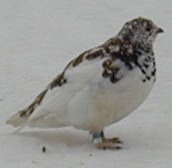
[1,0,172,167]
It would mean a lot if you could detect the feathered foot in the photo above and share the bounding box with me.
[91,131,123,150]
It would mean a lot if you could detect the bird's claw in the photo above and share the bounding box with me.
[104,137,123,144]
[96,142,122,150]
[96,137,123,150]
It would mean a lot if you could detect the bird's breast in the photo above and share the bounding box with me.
[92,67,155,128]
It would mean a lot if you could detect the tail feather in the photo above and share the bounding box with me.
[6,89,48,128]
[6,72,66,129]
[6,109,31,127]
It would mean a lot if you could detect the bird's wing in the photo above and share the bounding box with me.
[6,45,111,127]
[48,46,107,89]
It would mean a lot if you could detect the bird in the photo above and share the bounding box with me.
[6,17,163,149]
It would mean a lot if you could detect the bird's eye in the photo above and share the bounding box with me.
[146,27,151,32]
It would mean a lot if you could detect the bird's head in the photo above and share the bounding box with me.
[118,17,163,44]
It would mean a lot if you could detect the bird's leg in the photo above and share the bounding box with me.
[91,131,123,150]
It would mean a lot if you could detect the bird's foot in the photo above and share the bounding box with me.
[92,131,123,150]
[103,137,122,143]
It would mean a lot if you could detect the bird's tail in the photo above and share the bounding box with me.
[6,89,48,128]
[6,109,32,128]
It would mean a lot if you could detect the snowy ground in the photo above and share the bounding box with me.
[1,0,172,167]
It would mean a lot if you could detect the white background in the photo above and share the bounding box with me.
[1,0,172,167]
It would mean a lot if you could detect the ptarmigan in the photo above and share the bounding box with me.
[7,17,163,149]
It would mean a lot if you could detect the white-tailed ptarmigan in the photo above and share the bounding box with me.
[7,17,163,149]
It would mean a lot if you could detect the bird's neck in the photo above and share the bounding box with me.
[103,36,155,69]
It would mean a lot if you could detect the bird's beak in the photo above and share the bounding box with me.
[157,28,164,33]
